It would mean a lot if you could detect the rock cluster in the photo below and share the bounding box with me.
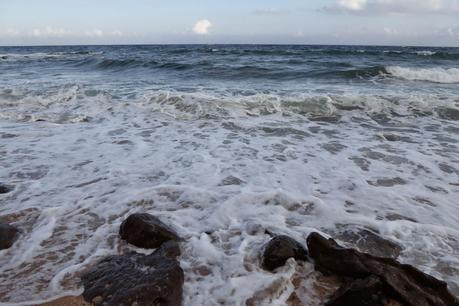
[79,212,458,306]
[307,232,459,306]
[260,231,459,306]
[81,213,183,306]
[82,242,183,306]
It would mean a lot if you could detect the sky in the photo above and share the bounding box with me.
[1,0,459,46]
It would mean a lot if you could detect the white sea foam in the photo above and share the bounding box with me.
[0,51,103,62]
[0,87,458,305]
[416,50,437,56]
[386,66,459,84]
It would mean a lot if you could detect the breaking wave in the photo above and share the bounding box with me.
[385,66,459,84]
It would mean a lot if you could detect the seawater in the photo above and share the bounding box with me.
[0,45,458,305]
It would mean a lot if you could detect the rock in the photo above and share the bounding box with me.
[261,235,308,271]
[0,222,20,249]
[307,232,459,306]
[333,226,402,258]
[155,240,181,259]
[0,183,13,194]
[219,176,243,186]
[82,243,184,306]
[119,213,179,249]
[326,276,391,306]
[437,107,459,121]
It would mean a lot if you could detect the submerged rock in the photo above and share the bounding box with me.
[0,222,20,249]
[307,232,459,306]
[219,175,244,186]
[261,235,308,271]
[0,183,13,194]
[119,213,179,249]
[333,226,402,259]
[82,243,184,306]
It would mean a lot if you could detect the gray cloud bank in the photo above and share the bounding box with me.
[323,0,459,15]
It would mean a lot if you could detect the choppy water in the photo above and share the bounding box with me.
[0,45,458,305]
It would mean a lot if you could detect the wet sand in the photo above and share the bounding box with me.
[37,296,89,306]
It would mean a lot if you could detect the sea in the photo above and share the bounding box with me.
[0,45,458,305]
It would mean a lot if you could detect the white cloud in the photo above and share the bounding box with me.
[193,19,212,35]
[85,29,104,37]
[335,0,367,11]
[111,30,123,36]
[323,0,459,14]
[31,26,70,37]
[0,28,21,37]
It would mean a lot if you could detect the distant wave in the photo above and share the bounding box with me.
[0,51,103,61]
[416,50,436,56]
[385,66,459,84]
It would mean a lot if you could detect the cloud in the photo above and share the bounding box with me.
[193,19,212,35]
[31,27,70,37]
[253,8,290,15]
[85,29,104,37]
[323,0,459,15]
[0,28,21,37]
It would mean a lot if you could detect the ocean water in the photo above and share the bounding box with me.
[0,45,458,305]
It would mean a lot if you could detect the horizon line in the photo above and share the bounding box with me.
[1,42,459,48]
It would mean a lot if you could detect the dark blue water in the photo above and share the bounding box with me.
[1,45,459,304]
[1,45,459,93]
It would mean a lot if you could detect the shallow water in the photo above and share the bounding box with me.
[0,45,458,305]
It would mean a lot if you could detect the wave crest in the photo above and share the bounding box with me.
[385,66,459,84]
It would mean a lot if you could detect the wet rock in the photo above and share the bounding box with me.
[326,276,391,306]
[119,213,179,249]
[219,176,244,186]
[333,226,402,259]
[367,177,406,187]
[155,240,181,259]
[0,133,18,139]
[307,232,459,306]
[261,235,308,271]
[322,142,347,155]
[385,213,417,223]
[0,183,13,194]
[0,222,20,249]
[382,133,401,142]
[437,107,459,121]
[309,115,341,123]
[82,243,184,306]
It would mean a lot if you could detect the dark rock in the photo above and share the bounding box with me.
[0,183,13,194]
[0,222,20,249]
[119,213,179,249]
[437,107,459,121]
[261,235,308,271]
[219,176,243,186]
[333,226,402,258]
[383,134,401,142]
[367,177,407,187]
[155,240,181,259]
[0,133,18,139]
[82,243,184,306]
[326,275,391,306]
[307,232,459,306]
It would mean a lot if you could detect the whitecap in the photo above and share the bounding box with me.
[386,66,459,84]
